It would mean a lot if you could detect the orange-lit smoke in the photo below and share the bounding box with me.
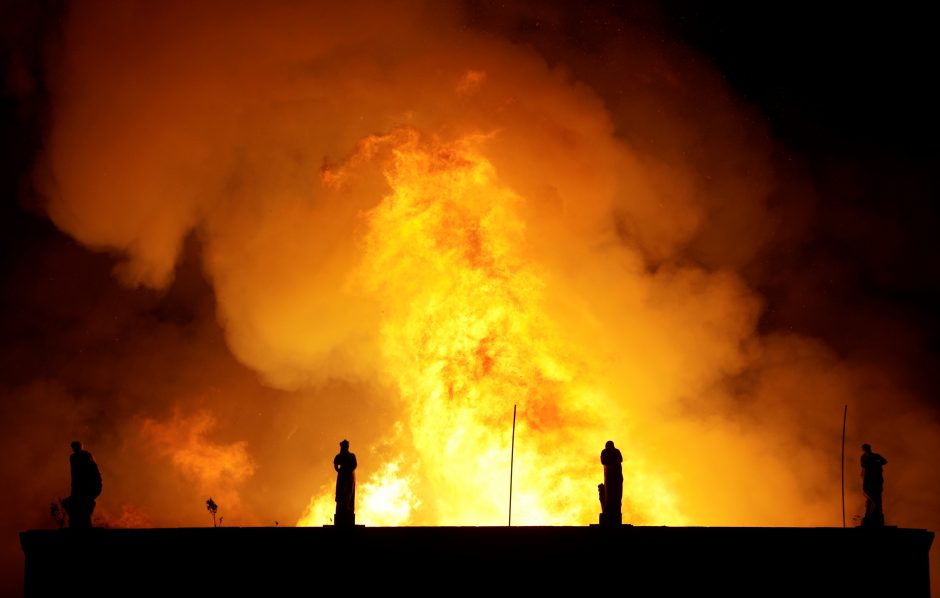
[33,0,940,558]
[141,410,255,513]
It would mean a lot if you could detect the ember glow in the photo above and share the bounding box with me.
[3,1,940,594]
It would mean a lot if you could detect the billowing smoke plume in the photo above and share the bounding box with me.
[3,0,939,594]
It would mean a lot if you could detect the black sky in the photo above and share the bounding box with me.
[668,2,940,398]
[466,0,940,403]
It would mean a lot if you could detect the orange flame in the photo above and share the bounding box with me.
[141,410,255,510]
[299,459,419,527]
[300,129,685,526]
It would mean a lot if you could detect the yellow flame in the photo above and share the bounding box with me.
[300,129,686,527]
[298,459,419,527]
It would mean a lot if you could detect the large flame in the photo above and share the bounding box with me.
[9,4,939,595]
[299,129,683,526]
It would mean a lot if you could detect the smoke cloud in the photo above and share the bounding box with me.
[2,0,938,594]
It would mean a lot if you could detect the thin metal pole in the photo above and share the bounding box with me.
[841,404,847,528]
[509,404,517,526]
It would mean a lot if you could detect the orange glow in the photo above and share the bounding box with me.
[141,410,255,511]
[299,459,419,527]
[26,11,940,597]
[298,129,684,526]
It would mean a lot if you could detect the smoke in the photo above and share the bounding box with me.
[3,0,939,594]
[140,410,256,510]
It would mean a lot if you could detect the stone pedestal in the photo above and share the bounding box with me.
[334,512,356,527]
[599,512,622,526]
[862,512,885,527]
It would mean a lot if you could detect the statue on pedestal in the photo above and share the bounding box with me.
[334,439,357,526]
[600,440,623,526]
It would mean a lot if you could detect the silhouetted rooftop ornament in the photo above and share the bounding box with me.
[63,441,101,529]
[599,440,623,526]
[334,439,357,526]
[861,443,888,527]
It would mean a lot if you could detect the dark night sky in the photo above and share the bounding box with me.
[674,3,940,398]
[683,3,940,398]
[468,0,940,403]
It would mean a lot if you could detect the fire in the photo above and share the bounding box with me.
[141,410,255,511]
[299,460,419,527]
[300,129,686,526]
[8,1,940,595]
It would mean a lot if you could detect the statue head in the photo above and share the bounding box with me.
[339,439,350,449]
[861,443,872,453]
[71,441,82,453]
[605,440,614,450]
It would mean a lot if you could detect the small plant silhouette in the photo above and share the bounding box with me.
[206,497,221,527]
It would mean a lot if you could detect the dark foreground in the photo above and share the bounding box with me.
[21,525,934,597]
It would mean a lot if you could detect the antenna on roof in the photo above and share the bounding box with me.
[509,404,517,527]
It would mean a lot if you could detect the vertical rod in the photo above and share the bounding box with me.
[841,404,847,528]
[509,404,517,526]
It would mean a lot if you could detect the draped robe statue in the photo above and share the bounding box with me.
[334,440,357,526]
[600,440,623,526]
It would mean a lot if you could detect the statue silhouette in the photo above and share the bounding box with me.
[64,441,101,529]
[333,439,357,526]
[860,443,887,527]
[600,440,623,526]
